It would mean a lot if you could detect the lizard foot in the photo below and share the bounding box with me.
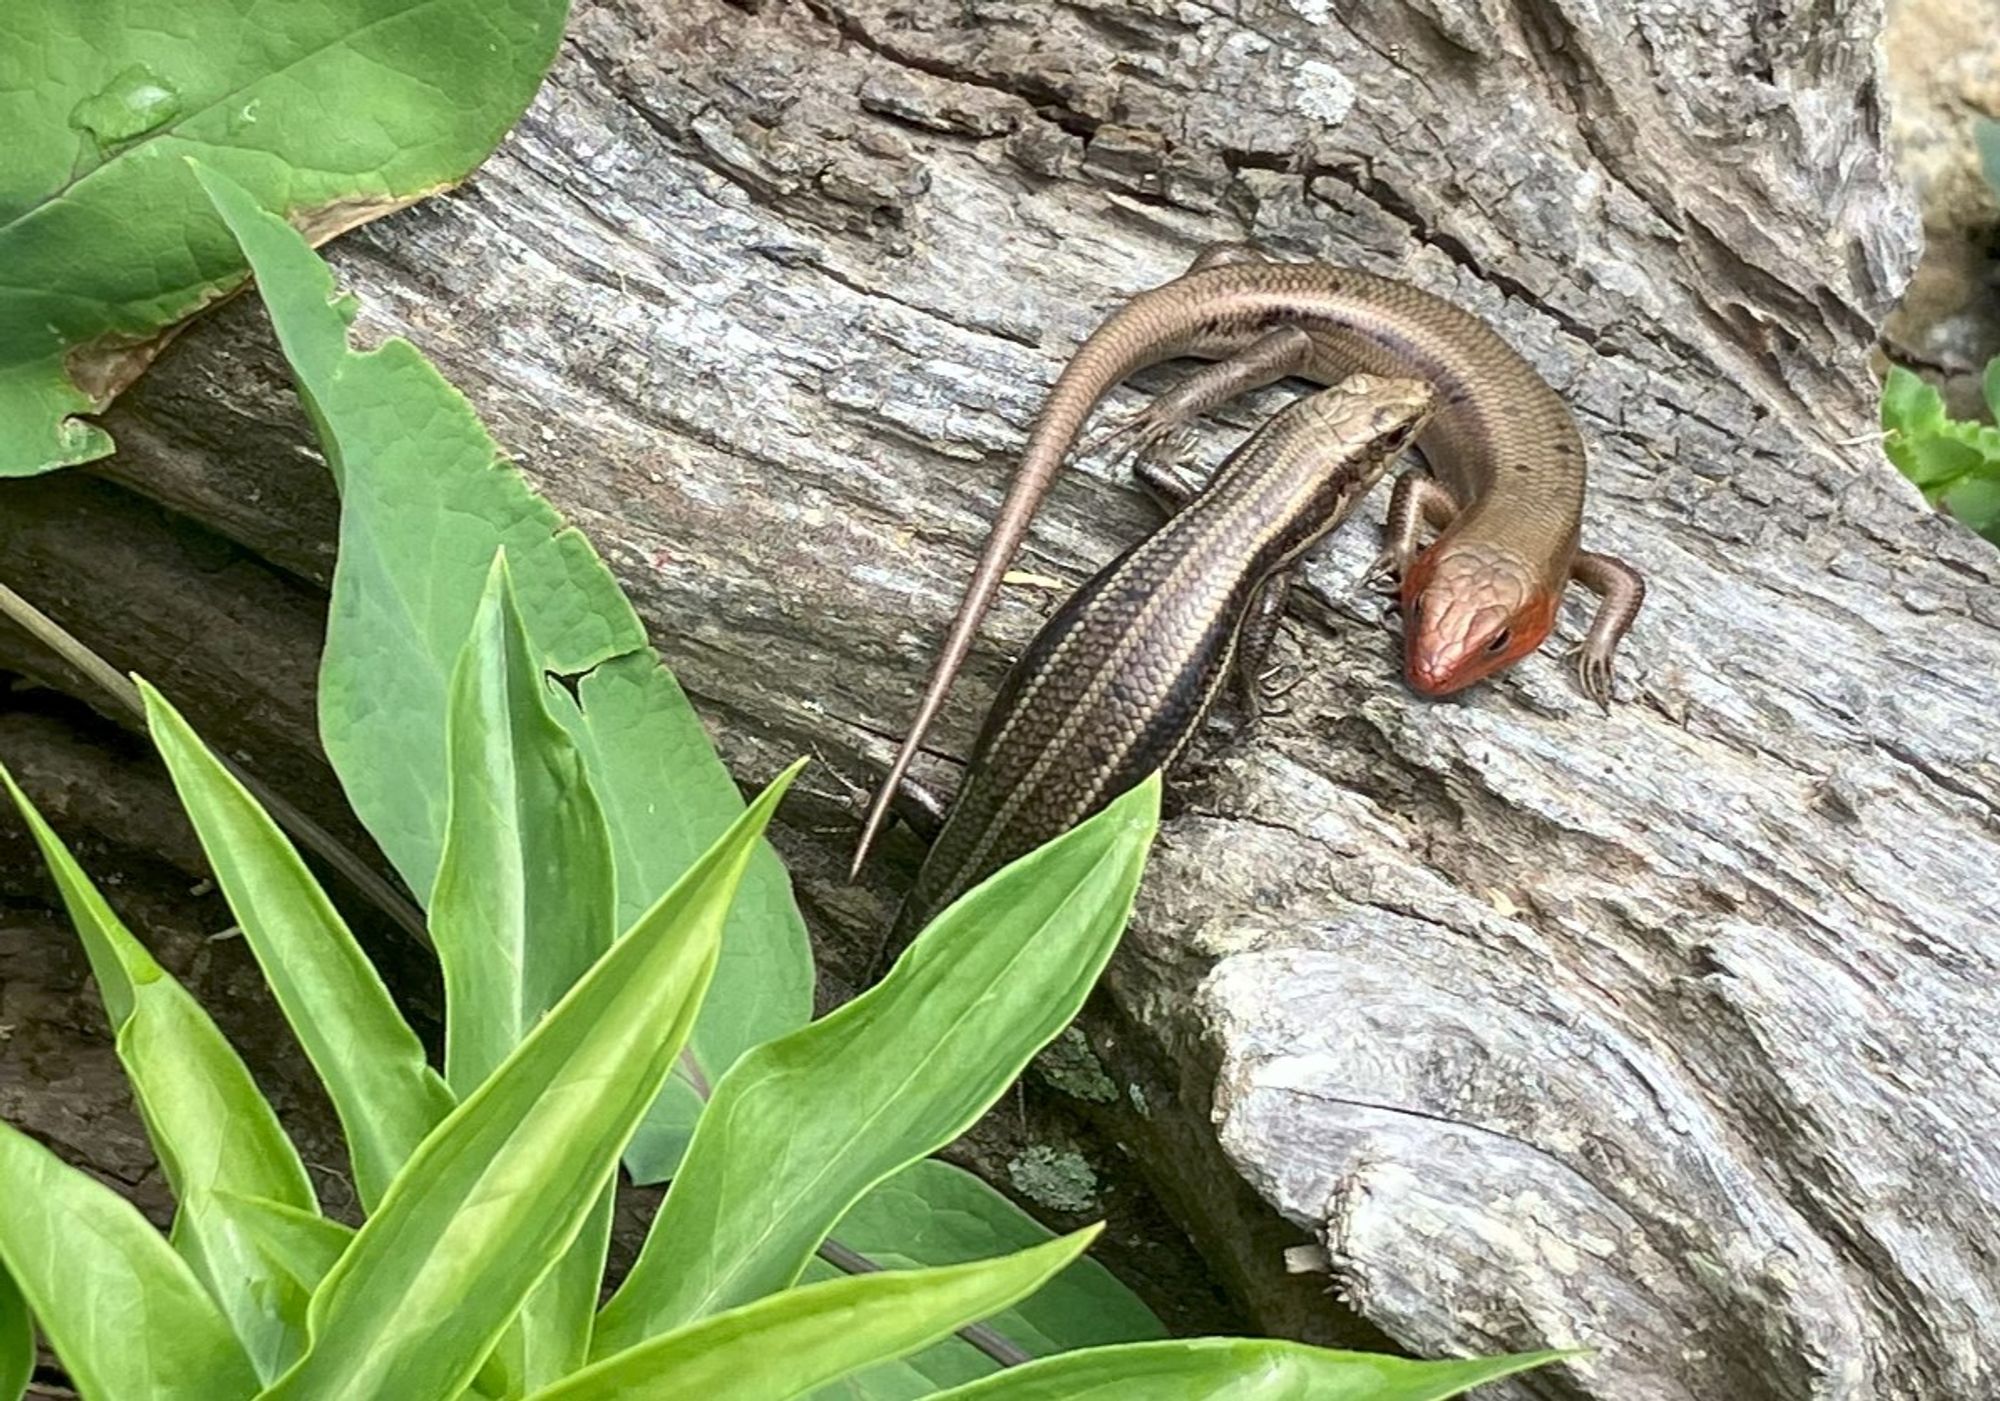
[1080,404,1193,465]
[1361,545,1412,596]
[1568,645,1616,715]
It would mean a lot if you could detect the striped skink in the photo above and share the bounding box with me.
[886,373,1431,947]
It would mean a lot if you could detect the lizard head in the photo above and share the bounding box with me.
[1400,542,1558,696]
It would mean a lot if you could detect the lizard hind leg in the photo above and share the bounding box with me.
[1232,571,1296,725]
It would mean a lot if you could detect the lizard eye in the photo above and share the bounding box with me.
[1484,628,1512,655]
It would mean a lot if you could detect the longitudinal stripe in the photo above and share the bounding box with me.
[890,375,1433,945]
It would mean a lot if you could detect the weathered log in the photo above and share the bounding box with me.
[6,0,1995,1396]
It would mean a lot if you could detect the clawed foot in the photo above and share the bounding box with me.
[1361,546,1411,596]
[1256,660,1304,715]
[1080,404,1191,465]
[1569,645,1616,714]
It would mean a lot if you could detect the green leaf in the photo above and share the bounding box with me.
[1899,431,1986,493]
[803,1160,1163,1398]
[594,777,1160,1356]
[433,552,616,1095]
[138,677,456,1211]
[194,161,814,1180]
[0,0,570,476]
[1941,471,2000,543]
[479,1187,615,1398]
[553,654,815,1184]
[175,1194,352,1383]
[928,1339,1571,1400]
[1983,355,2000,426]
[0,766,316,1225]
[530,1229,1100,1401]
[261,763,800,1401]
[0,1122,259,1401]
[0,1264,29,1401]
[2,764,330,1381]
[1881,365,1945,440]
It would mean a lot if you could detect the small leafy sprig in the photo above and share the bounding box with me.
[1881,359,2000,544]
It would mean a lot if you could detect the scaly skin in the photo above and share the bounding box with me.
[852,244,1645,875]
[886,375,1432,950]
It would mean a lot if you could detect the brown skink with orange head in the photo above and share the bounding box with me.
[852,244,1644,875]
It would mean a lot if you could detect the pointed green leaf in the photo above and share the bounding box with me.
[1,766,316,1235]
[0,1264,28,1401]
[138,678,455,1211]
[930,1339,1571,1400]
[478,1186,615,1398]
[195,161,813,1181]
[434,552,616,1095]
[433,553,618,1395]
[595,777,1159,1356]
[553,655,813,1184]
[0,0,570,476]
[261,764,800,1401]
[533,1229,1099,1401]
[0,1122,258,1401]
[176,1194,353,1383]
[801,1160,1163,1396]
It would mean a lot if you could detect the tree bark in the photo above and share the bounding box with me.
[6,1,1990,1397]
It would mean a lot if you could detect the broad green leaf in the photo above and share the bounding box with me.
[261,764,799,1401]
[930,1339,1571,1400]
[1985,355,2000,426]
[1942,471,2000,542]
[0,766,315,1226]
[594,777,1160,1356]
[0,1264,28,1401]
[1880,365,1944,442]
[195,162,814,1180]
[138,678,455,1211]
[804,1160,1163,1398]
[0,1122,258,1401]
[433,553,616,1095]
[0,0,570,476]
[530,1229,1099,1401]
[176,1194,352,1383]
[1899,432,1985,494]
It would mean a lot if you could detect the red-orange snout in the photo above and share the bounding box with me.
[1399,548,1558,696]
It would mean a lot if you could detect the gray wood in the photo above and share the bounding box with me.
[3,1,1988,1396]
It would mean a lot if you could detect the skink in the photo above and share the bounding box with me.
[887,374,1432,947]
[854,243,1644,875]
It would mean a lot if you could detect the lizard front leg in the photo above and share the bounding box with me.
[1080,326,1318,464]
[1363,470,1460,593]
[1568,550,1646,710]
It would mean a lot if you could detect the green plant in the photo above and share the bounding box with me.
[0,167,1573,1398]
[0,0,572,477]
[1881,360,2000,543]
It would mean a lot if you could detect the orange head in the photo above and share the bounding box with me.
[1399,542,1559,696]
